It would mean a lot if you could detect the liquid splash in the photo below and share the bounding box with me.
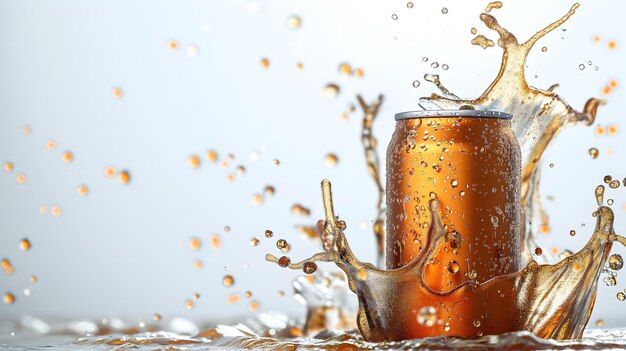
[270,180,625,341]
[418,3,606,261]
[266,2,619,343]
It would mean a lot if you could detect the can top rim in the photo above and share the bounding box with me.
[395,109,513,121]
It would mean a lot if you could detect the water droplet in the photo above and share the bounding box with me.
[184,300,194,309]
[223,275,234,287]
[417,306,436,326]
[535,247,543,256]
[589,147,599,159]
[617,292,625,301]
[447,260,460,274]
[442,64,449,70]
[579,64,585,70]
[250,238,259,246]
[153,313,161,322]
[441,7,448,14]
[391,14,398,20]
[265,230,274,238]
[609,180,620,189]
[422,57,428,62]
[450,179,458,188]
[473,319,481,327]
[542,46,548,52]
[445,230,462,249]
[407,2,414,8]
[431,62,439,68]
[569,230,576,236]
[260,58,270,69]
[412,80,421,88]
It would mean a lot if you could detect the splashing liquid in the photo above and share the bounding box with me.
[267,2,620,342]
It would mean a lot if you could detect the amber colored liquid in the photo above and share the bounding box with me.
[385,116,522,336]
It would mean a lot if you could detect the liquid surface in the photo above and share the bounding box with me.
[2,325,626,351]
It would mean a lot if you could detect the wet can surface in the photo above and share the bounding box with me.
[385,109,522,336]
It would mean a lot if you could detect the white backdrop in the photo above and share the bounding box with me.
[1,0,625,328]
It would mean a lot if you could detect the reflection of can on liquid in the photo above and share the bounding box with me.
[386,109,522,292]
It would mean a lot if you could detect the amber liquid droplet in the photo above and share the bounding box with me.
[3,162,14,172]
[118,170,130,184]
[189,237,201,250]
[19,239,31,251]
[223,275,234,287]
[188,155,200,168]
[77,185,89,196]
[2,293,15,305]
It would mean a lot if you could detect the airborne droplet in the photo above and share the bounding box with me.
[303,261,317,274]
[286,15,301,29]
[278,256,291,267]
[19,239,31,251]
[223,275,234,287]
[276,239,288,249]
[609,254,624,270]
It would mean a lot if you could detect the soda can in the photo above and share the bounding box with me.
[386,109,521,291]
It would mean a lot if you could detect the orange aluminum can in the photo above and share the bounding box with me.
[385,109,522,336]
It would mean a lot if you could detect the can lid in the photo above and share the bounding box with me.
[394,109,513,121]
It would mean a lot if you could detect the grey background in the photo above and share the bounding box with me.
[1,0,625,327]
